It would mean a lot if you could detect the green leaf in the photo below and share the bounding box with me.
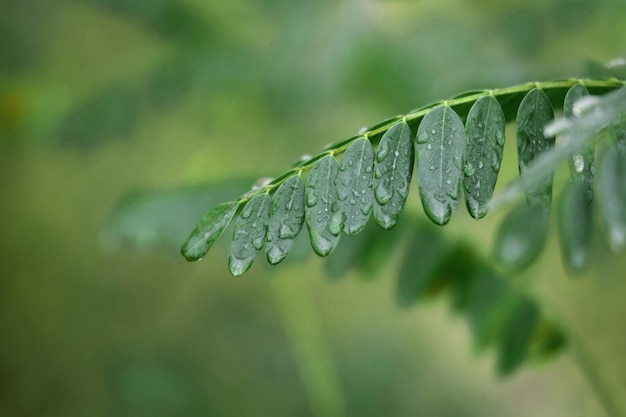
[105,179,252,252]
[373,121,414,229]
[305,155,341,256]
[333,138,375,235]
[493,203,550,272]
[181,201,240,262]
[465,267,513,349]
[558,181,593,274]
[564,83,594,201]
[396,223,451,307]
[463,95,505,219]
[596,139,626,253]
[228,193,271,276]
[516,88,555,207]
[325,221,404,279]
[415,104,466,225]
[497,297,540,375]
[266,175,306,265]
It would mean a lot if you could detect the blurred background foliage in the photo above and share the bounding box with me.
[2,0,626,416]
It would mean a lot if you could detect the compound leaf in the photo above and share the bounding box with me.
[181,201,239,261]
[373,121,414,229]
[266,175,306,265]
[305,155,341,256]
[464,95,505,219]
[229,193,271,276]
[516,88,555,207]
[334,138,375,235]
[416,104,466,225]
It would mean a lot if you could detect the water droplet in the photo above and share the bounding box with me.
[573,154,585,173]
[394,150,400,156]
[375,183,392,205]
[306,193,317,207]
[446,179,452,185]
[431,129,436,134]
[429,165,436,171]
[427,144,433,150]
[478,161,484,169]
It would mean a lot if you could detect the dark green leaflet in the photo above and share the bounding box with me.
[464,95,505,219]
[416,104,466,225]
[558,181,592,273]
[493,203,550,272]
[266,175,306,265]
[181,201,239,261]
[229,193,271,276]
[373,121,414,229]
[497,297,540,375]
[596,141,626,253]
[305,155,341,256]
[516,88,555,207]
[396,223,450,307]
[465,267,512,349]
[333,138,375,235]
[564,84,594,201]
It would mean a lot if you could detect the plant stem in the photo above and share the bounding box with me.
[269,275,347,417]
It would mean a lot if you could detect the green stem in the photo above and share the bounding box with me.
[269,275,347,417]
[238,78,624,204]
[569,337,624,417]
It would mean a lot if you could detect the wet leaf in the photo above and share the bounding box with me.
[373,121,414,229]
[464,95,505,219]
[266,175,306,265]
[181,201,239,261]
[564,83,594,201]
[516,88,555,207]
[558,181,592,274]
[305,155,341,256]
[229,193,271,276]
[333,138,374,235]
[416,104,466,225]
[493,203,550,272]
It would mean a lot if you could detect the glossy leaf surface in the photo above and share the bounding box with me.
[229,193,271,276]
[373,121,414,229]
[334,138,374,235]
[464,95,505,218]
[181,201,239,261]
[416,104,466,225]
[305,155,341,256]
[516,88,555,207]
[266,175,306,265]
[564,83,594,201]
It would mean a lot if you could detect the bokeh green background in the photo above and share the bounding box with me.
[2,0,626,416]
